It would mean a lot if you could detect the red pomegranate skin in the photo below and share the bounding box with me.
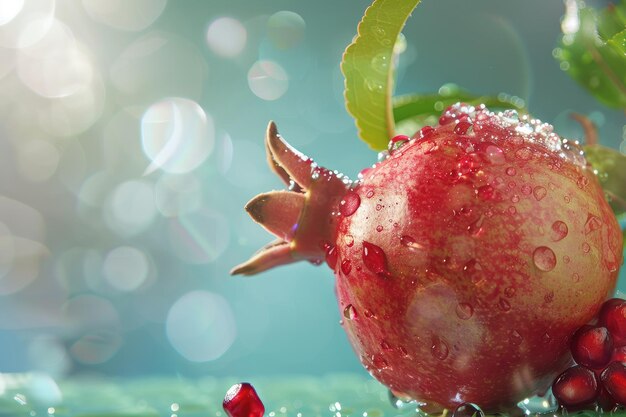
[333,106,622,411]
[232,104,623,413]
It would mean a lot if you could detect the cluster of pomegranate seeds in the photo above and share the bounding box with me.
[552,298,626,411]
[223,382,265,417]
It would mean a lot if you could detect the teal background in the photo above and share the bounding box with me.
[0,0,622,383]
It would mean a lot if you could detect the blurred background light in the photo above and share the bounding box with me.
[206,17,247,58]
[141,97,214,175]
[0,0,54,49]
[81,0,167,32]
[247,60,289,101]
[166,290,236,362]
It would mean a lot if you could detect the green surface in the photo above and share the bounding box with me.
[1,374,623,417]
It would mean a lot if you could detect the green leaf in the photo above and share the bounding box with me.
[392,84,526,135]
[341,0,421,151]
[556,0,626,109]
[583,144,626,219]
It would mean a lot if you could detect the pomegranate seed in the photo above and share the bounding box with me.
[452,402,484,417]
[599,298,626,346]
[601,362,626,405]
[597,386,617,412]
[613,345,626,363]
[570,325,613,369]
[552,365,598,408]
[223,383,265,417]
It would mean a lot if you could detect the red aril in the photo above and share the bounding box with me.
[598,298,626,346]
[552,366,599,408]
[570,325,614,369]
[223,383,265,417]
[601,362,626,405]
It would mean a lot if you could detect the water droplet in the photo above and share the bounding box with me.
[431,336,449,360]
[511,194,520,203]
[484,145,505,165]
[504,287,516,297]
[456,303,474,320]
[371,53,389,74]
[582,242,591,253]
[515,148,532,160]
[344,234,354,247]
[454,119,473,135]
[506,167,516,176]
[507,206,516,214]
[364,309,374,318]
[542,332,551,344]
[476,185,494,200]
[521,184,532,195]
[452,402,485,417]
[467,215,485,236]
[388,134,409,153]
[398,346,409,357]
[366,190,374,198]
[498,298,511,311]
[510,330,523,345]
[550,221,568,242]
[400,235,422,250]
[372,354,389,369]
[375,203,382,211]
[325,245,338,270]
[343,304,357,320]
[376,225,383,232]
[415,125,435,140]
[380,340,392,350]
[563,255,571,264]
[341,259,352,275]
[584,213,602,235]
[533,246,556,272]
[339,192,361,217]
[577,175,589,188]
[365,78,383,93]
[533,186,547,201]
[362,241,390,277]
[572,272,581,282]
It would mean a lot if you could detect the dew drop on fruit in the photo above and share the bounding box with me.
[366,190,374,198]
[484,145,505,165]
[416,125,435,140]
[381,340,391,350]
[533,246,557,272]
[456,303,474,320]
[510,330,523,345]
[550,221,568,242]
[431,336,449,360]
[504,287,516,298]
[343,304,357,320]
[584,214,602,235]
[362,241,390,277]
[454,119,473,135]
[341,259,352,275]
[533,186,547,201]
[372,354,389,369]
[398,346,409,357]
[400,235,422,250]
[344,234,354,247]
[515,147,532,160]
[506,167,516,176]
[521,184,532,195]
[452,402,485,417]
[376,225,383,232]
[339,192,361,217]
[499,298,511,311]
[476,185,494,200]
[364,309,374,318]
[325,245,338,270]
[582,242,591,253]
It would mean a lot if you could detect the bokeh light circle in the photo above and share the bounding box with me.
[141,98,215,174]
[154,173,201,217]
[16,139,60,182]
[104,179,158,236]
[103,246,149,292]
[206,17,247,58]
[267,11,305,50]
[82,0,167,32]
[0,0,55,49]
[0,0,24,26]
[166,291,236,362]
[247,60,288,101]
[168,209,230,264]
[17,19,93,98]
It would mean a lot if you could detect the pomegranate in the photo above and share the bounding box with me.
[232,104,623,412]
